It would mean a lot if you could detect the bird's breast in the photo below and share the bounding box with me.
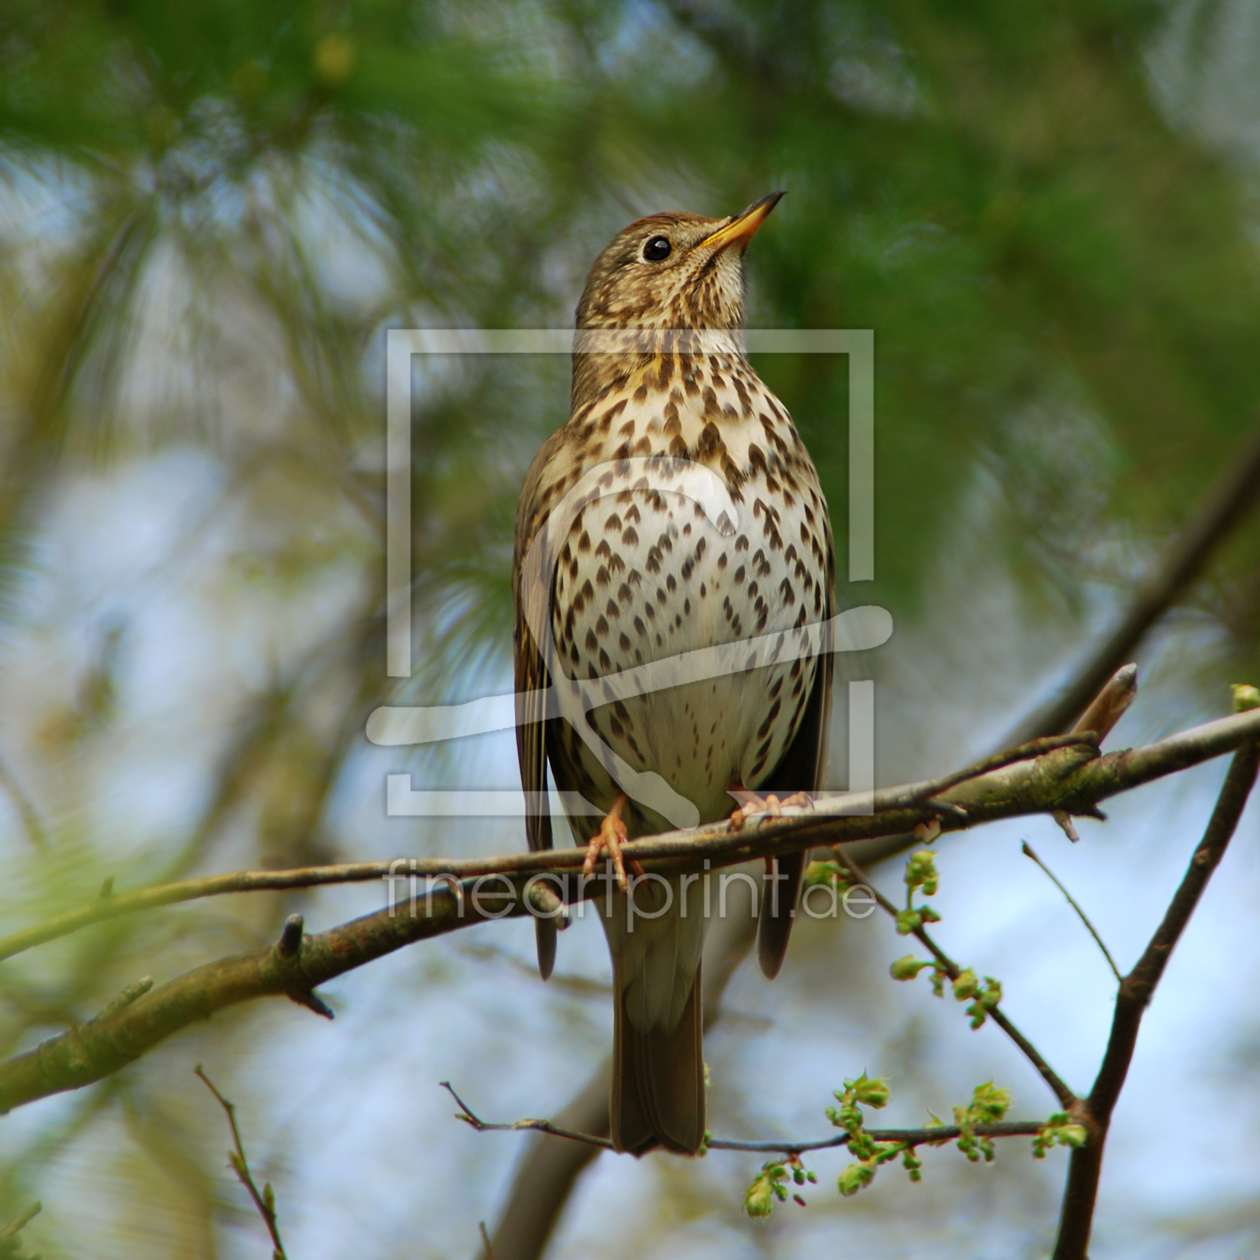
[540,353,833,833]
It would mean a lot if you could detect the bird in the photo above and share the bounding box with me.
[512,192,835,1156]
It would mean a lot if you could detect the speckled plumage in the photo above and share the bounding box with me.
[513,195,835,1156]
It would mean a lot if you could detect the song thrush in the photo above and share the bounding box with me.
[513,192,835,1156]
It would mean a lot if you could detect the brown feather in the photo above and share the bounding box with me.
[611,963,705,1155]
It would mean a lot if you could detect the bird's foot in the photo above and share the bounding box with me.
[582,793,641,892]
[727,790,814,832]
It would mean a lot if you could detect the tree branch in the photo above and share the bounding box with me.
[6,708,1260,967]
[0,894,478,1113]
[1050,739,1260,1259]
[3,709,1259,1119]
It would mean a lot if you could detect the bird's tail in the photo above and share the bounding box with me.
[602,880,709,1155]
[611,961,704,1155]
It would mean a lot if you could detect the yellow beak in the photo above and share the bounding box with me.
[697,191,786,252]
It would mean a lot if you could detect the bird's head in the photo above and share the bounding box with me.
[570,192,783,408]
[575,192,783,334]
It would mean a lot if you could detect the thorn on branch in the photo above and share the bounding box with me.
[292,989,334,1020]
[94,975,153,1021]
[268,913,333,1018]
[1072,664,1138,744]
[276,914,304,958]
[1052,811,1080,842]
[98,875,114,900]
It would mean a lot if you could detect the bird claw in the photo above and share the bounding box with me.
[583,801,639,892]
[728,790,814,831]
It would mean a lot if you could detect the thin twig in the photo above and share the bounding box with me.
[443,1081,1044,1156]
[196,1066,288,1260]
[836,850,1078,1110]
[1021,841,1122,983]
[444,1081,614,1149]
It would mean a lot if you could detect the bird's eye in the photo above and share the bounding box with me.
[642,236,672,262]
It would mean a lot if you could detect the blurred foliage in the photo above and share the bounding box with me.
[1,0,1259,1255]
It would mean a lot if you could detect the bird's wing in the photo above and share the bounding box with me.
[756,532,836,979]
[514,435,561,977]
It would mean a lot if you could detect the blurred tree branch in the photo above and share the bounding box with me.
[1005,425,1260,746]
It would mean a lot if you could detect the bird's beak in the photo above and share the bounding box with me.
[697,191,786,253]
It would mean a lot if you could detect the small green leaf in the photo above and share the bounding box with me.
[846,1073,890,1109]
[890,955,929,980]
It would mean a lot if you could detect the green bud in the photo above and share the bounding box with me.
[744,1163,789,1218]
[890,955,929,980]
[803,860,852,891]
[904,849,939,895]
[952,969,979,1000]
[969,1081,1012,1123]
[1033,1115,1088,1157]
[1232,683,1260,713]
[895,909,920,935]
[744,1175,774,1218]
[837,1161,875,1197]
[847,1073,891,1109]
